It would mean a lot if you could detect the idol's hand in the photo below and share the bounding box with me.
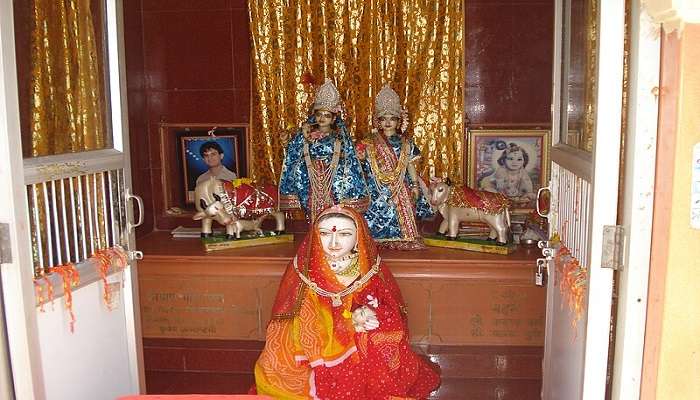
[352,306,380,333]
[301,122,311,136]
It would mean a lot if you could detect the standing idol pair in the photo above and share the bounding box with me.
[279,79,434,250]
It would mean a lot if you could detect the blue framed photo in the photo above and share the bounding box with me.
[178,126,247,203]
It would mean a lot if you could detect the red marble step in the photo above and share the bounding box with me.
[145,371,254,395]
[146,371,541,399]
[144,339,543,380]
[429,378,541,400]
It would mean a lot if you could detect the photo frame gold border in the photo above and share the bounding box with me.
[467,129,551,211]
[158,122,251,216]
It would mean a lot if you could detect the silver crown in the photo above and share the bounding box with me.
[313,78,342,112]
[374,85,402,118]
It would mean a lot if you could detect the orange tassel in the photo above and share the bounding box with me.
[551,237,588,334]
[33,275,55,312]
[48,264,80,333]
[93,246,128,310]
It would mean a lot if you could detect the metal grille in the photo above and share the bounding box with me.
[552,162,591,267]
[26,169,127,277]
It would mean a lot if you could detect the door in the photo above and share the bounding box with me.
[0,1,144,399]
[541,0,625,399]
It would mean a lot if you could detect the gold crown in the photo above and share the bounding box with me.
[374,84,402,117]
[313,78,342,112]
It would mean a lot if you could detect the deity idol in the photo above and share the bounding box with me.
[279,79,369,222]
[356,85,434,250]
[253,205,440,399]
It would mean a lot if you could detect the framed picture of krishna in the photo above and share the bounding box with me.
[467,129,550,213]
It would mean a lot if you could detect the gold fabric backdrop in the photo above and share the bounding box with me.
[29,0,107,157]
[248,0,464,183]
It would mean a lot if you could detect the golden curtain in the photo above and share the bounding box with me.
[29,0,107,157]
[248,0,464,183]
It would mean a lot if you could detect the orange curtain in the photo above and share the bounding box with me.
[29,0,107,157]
[248,0,464,183]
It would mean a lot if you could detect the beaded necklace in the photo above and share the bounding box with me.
[293,255,381,307]
[304,136,341,221]
[367,135,411,199]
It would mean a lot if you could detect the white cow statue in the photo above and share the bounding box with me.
[193,177,285,240]
[429,178,511,244]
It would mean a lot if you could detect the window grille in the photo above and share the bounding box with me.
[26,168,128,278]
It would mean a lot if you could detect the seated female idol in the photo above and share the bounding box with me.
[279,78,369,222]
[254,205,440,399]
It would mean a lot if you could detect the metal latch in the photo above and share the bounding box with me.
[0,223,11,263]
[534,240,556,287]
[601,225,625,270]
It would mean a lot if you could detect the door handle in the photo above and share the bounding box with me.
[536,186,551,218]
[125,188,144,233]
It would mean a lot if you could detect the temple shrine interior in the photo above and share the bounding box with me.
[5,0,700,399]
[7,0,584,398]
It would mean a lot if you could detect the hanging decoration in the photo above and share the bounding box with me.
[33,275,54,313]
[550,234,588,331]
[47,263,81,332]
[93,246,128,311]
[33,245,129,331]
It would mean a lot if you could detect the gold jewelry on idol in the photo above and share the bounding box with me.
[327,251,358,264]
[334,256,361,278]
[313,78,342,112]
[293,255,382,307]
[366,137,411,199]
[304,136,341,221]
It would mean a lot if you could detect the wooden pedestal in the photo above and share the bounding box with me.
[136,232,545,346]
[137,232,545,397]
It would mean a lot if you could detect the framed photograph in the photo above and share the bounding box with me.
[467,129,550,212]
[159,123,249,212]
[180,134,243,203]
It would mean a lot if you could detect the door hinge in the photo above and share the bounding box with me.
[601,225,625,270]
[0,223,12,264]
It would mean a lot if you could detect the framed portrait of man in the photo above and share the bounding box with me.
[180,135,243,203]
[467,129,550,212]
[158,123,249,215]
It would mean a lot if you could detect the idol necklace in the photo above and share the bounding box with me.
[294,255,382,307]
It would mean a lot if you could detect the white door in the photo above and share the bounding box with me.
[541,0,625,399]
[0,1,144,399]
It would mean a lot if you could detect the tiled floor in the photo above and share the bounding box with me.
[144,339,542,399]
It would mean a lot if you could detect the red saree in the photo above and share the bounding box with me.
[254,206,440,399]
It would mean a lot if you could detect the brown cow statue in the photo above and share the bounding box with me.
[429,178,511,244]
[193,177,285,239]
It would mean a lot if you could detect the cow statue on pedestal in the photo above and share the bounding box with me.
[193,177,285,239]
[428,178,511,244]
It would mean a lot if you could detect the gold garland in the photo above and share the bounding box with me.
[335,256,361,278]
[304,137,341,221]
[366,138,411,186]
[293,255,382,307]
